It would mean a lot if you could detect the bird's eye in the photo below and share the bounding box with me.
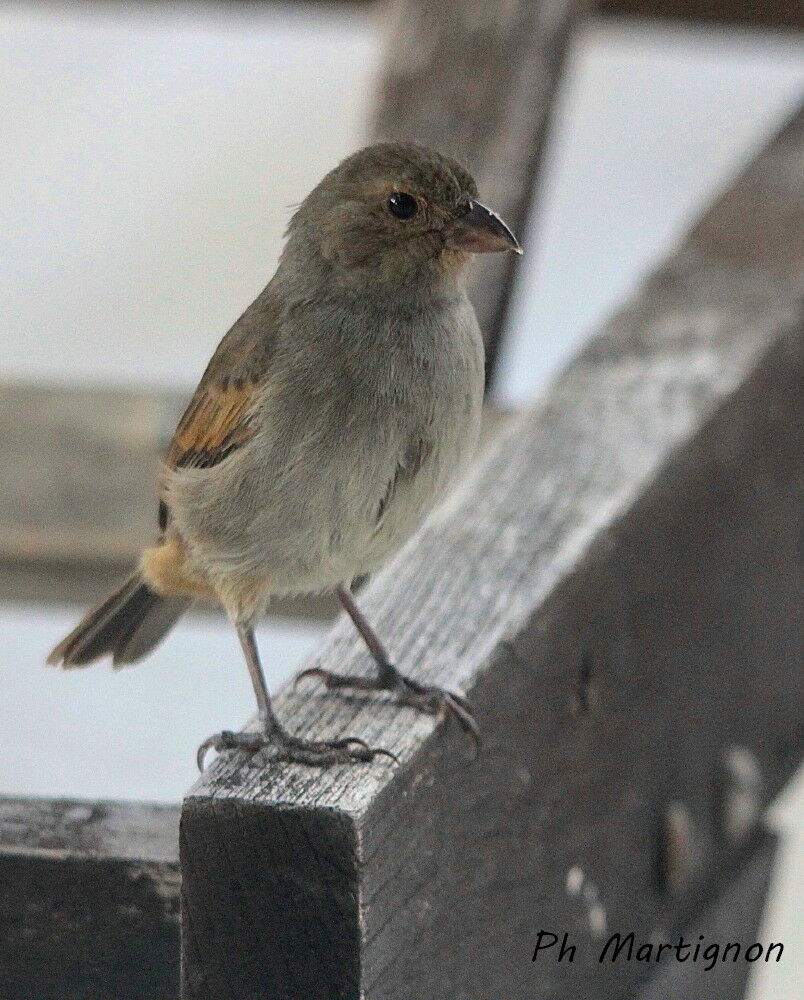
[386,192,418,220]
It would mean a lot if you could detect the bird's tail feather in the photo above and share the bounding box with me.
[47,573,190,668]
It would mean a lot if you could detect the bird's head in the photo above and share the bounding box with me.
[284,142,521,289]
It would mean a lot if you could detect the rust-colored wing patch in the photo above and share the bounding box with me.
[165,375,264,472]
[157,285,280,532]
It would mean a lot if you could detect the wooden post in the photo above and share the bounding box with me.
[180,109,803,998]
[373,0,587,384]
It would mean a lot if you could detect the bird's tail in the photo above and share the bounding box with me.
[47,572,190,668]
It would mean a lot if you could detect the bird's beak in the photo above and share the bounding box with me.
[444,199,522,255]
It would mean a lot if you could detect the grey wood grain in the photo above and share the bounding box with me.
[373,0,586,382]
[0,382,184,563]
[181,109,803,999]
[0,794,178,862]
[0,795,179,999]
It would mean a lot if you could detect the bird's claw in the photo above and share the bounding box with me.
[296,666,480,753]
[398,681,481,751]
[196,728,398,771]
[294,666,326,691]
[197,729,259,771]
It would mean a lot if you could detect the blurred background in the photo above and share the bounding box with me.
[0,2,801,995]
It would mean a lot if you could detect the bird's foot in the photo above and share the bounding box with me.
[297,662,479,749]
[196,726,397,771]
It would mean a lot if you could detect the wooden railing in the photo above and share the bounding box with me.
[1,2,801,995]
[179,107,803,1000]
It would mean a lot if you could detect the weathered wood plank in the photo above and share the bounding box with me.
[0,387,508,601]
[180,109,803,999]
[0,796,180,999]
[0,795,178,862]
[373,0,585,382]
[0,382,184,563]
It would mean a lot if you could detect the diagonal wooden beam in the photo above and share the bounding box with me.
[373,0,587,385]
[180,108,803,999]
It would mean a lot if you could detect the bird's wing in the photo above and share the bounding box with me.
[165,365,264,473]
[159,297,278,530]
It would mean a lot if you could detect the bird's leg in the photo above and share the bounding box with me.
[196,624,396,770]
[297,585,479,745]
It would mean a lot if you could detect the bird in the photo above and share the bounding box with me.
[47,142,521,769]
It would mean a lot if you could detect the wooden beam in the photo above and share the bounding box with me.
[0,394,508,607]
[601,0,802,30]
[0,382,184,564]
[117,0,802,31]
[0,804,777,996]
[373,0,586,385]
[180,108,803,999]
[1,382,486,617]
[0,796,179,1000]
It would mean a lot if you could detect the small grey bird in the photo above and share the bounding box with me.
[48,142,521,768]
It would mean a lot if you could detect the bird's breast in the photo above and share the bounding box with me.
[168,295,485,593]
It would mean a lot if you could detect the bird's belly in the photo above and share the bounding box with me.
[360,422,475,556]
[169,338,484,596]
[259,403,479,596]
